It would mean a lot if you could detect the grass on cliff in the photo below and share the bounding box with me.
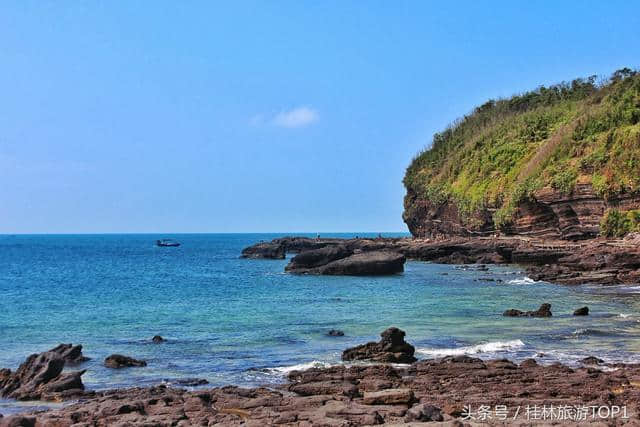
[404,68,640,229]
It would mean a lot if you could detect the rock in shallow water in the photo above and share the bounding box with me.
[152,335,166,343]
[503,303,552,317]
[327,329,345,337]
[573,306,589,316]
[104,354,147,368]
[286,248,406,275]
[342,327,417,363]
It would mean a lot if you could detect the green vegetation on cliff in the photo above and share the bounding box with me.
[404,68,640,229]
[600,208,640,237]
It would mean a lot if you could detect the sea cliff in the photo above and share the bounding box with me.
[403,69,640,240]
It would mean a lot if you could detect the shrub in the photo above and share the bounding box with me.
[600,208,640,237]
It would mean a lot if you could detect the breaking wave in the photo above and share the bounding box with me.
[416,339,525,357]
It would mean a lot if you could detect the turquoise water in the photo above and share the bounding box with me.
[1,233,640,414]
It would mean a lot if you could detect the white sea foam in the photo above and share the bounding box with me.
[270,360,332,374]
[416,339,525,357]
[507,277,536,285]
[620,313,632,318]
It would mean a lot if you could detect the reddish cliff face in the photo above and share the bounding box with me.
[403,185,640,240]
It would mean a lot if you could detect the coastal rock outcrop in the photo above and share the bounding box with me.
[0,344,87,401]
[240,241,286,259]
[285,245,353,271]
[286,249,406,276]
[243,235,640,285]
[342,327,417,363]
[104,354,147,368]
[23,355,640,425]
[503,303,552,317]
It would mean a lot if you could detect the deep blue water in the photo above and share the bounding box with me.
[1,233,640,414]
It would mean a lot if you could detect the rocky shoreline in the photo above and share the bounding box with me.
[2,330,639,425]
[242,235,640,284]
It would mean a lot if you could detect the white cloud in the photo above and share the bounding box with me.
[272,107,319,128]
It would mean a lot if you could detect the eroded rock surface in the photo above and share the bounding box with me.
[16,356,640,426]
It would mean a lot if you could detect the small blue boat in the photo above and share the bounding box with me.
[156,239,181,247]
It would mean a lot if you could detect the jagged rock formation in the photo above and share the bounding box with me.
[342,327,417,363]
[0,344,87,401]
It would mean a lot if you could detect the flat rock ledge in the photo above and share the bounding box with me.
[7,355,640,426]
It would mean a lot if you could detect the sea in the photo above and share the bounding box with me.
[1,233,640,414]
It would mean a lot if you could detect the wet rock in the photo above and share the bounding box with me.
[503,303,552,317]
[241,242,286,259]
[573,306,589,316]
[152,335,166,343]
[104,354,147,368]
[581,356,604,365]
[405,403,443,422]
[0,345,86,401]
[327,329,345,337]
[342,327,417,363]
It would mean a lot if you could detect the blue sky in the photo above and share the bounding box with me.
[1,1,639,233]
